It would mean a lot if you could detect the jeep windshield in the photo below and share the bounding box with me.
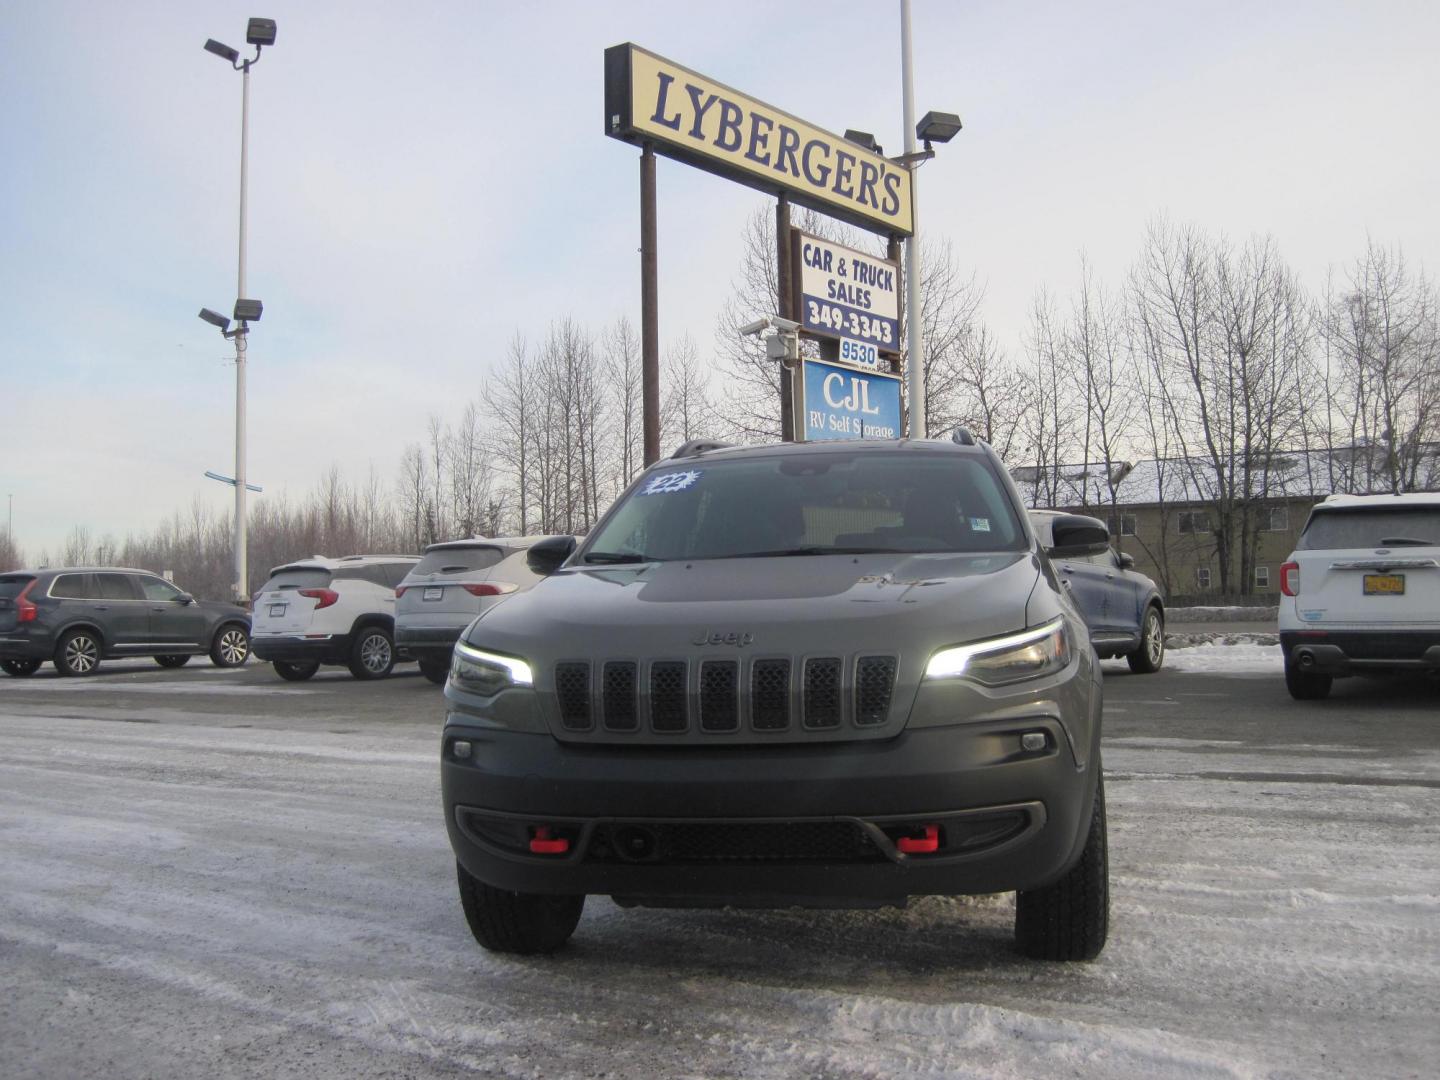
[582,449,1026,562]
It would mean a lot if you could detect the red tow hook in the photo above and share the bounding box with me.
[528,826,570,855]
[896,824,940,855]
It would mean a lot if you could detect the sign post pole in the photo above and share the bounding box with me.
[777,193,794,442]
[641,143,660,465]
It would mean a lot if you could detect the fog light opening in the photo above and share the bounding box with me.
[1020,731,1048,753]
[451,739,473,760]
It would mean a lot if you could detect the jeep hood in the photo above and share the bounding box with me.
[463,551,1047,660]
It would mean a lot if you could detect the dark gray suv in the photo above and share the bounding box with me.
[440,435,1108,961]
[0,567,251,677]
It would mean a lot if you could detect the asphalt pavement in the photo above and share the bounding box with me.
[1,657,1436,1078]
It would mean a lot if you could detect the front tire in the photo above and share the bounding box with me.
[273,660,320,682]
[210,625,250,668]
[456,863,584,954]
[1015,774,1109,961]
[1284,656,1332,700]
[155,654,192,669]
[2,657,42,677]
[418,657,450,685]
[349,627,395,680]
[55,630,102,677]
[1126,606,1164,673]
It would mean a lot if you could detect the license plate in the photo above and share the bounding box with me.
[268,603,287,616]
[1363,574,1405,595]
[423,586,444,601]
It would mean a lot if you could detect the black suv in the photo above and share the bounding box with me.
[0,567,251,677]
[440,435,1109,961]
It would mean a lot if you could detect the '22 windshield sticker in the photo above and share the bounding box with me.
[640,470,702,495]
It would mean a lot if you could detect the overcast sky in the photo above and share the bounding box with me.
[3,0,1436,558]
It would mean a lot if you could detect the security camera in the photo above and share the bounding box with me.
[771,316,801,333]
[738,318,771,337]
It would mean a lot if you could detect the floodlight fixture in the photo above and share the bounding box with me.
[843,129,883,156]
[246,18,277,47]
[916,110,963,146]
[233,298,263,323]
[198,307,231,332]
[204,38,240,64]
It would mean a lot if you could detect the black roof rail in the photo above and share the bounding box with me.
[950,426,976,446]
[670,438,734,459]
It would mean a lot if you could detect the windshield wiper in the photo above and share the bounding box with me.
[733,546,909,558]
[582,551,654,564]
[1378,536,1436,546]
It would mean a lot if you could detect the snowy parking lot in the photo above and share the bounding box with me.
[2,653,1437,1079]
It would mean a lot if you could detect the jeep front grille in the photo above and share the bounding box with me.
[649,660,688,732]
[602,661,638,731]
[555,662,592,730]
[548,655,899,741]
[802,657,843,729]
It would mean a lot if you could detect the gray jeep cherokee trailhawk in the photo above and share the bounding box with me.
[441,435,1108,960]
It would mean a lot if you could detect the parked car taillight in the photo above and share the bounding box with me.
[1280,561,1299,597]
[461,582,518,597]
[395,586,409,598]
[298,587,340,609]
[16,579,38,623]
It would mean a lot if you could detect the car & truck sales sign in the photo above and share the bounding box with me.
[794,231,900,367]
[605,44,914,237]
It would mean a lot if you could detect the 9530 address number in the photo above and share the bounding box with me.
[806,300,895,346]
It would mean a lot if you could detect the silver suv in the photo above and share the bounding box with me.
[1279,492,1440,699]
[250,555,419,680]
[395,537,547,684]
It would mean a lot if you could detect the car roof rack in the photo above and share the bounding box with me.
[950,426,976,446]
[670,438,734,459]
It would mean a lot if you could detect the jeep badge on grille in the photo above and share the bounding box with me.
[692,631,755,647]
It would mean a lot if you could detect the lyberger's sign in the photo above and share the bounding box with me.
[605,43,914,237]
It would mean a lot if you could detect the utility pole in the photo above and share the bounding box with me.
[900,0,926,438]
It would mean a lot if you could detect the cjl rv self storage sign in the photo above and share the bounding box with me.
[803,359,902,441]
[793,231,900,364]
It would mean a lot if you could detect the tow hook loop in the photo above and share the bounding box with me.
[896,824,940,854]
[529,826,570,855]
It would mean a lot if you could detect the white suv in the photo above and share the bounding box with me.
[1279,492,1440,699]
[251,555,419,681]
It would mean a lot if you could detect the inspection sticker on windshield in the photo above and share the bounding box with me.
[970,517,991,532]
[641,470,702,495]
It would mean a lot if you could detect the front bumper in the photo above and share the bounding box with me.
[441,717,1101,906]
[1281,630,1440,675]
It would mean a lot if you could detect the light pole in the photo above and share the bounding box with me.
[202,18,275,603]
[898,0,961,439]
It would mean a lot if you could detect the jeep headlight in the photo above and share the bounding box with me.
[924,618,1070,686]
[450,642,534,695]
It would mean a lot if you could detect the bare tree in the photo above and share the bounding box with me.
[1319,240,1440,493]
[662,334,715,448]
[483,335,534,534]
[603,315,645,490]
[1132,219,1313,594]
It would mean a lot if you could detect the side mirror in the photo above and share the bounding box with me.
[1046,514,1111,558]
[1118,552,1136,571]
[526,535,577,576]
[176,592,195,605]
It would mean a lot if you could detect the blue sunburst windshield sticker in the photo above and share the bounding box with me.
[640,469,703,495]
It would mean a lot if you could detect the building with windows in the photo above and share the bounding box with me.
[1011,445,1440,604]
